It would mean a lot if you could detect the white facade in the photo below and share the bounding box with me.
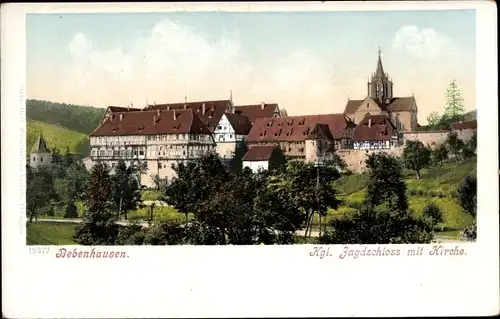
[243,160,269,173]
[353,139,396,150]
[213,114,246,160]
[30,152,52,170]
[89,133,215,188]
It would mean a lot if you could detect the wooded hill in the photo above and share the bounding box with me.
[26,99,105,156]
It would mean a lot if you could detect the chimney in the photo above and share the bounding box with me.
[202,103,206,114]
[368,118,372,127]
[173,111,176,121]
[184,104,187,110]
[119,114,124,121]
[166,105,170,111]
[157,109,160,117]
[153,115,156,126]
[261,101,265,110]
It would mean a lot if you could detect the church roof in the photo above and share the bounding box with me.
[343,96,415,114]
[31,133,50,153]
[374,49,385,78]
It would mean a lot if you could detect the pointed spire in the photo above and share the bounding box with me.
[184,92,187,103]
[31,133,50,154]
[375,47,385,78]
[229,90,233,103]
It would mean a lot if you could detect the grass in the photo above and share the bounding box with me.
[140,190,164,201]
[26,221,77,245]
[126,205,192,222]
[26,120,89,156]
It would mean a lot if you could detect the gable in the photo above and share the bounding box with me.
[355,97,384,113]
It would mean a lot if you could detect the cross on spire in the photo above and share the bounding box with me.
[377,46,382,56]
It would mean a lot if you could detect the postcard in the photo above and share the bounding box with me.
[1,1,498,318]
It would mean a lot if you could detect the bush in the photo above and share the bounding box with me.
[408,189,419,196]
[461,223,477,241]
[417,189,427,196]
[429,190,438,198]
[422,202,444,227]
[437,192,447,198]
[115,224,146,245]
[63,202,79,218]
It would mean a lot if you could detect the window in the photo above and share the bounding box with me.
[100,150,106,156]
[218,126,222,130]
[33,157,36,161]
[139,151,144,156]
[40,158,43,162]
[229,135,233,139]
[176,134,179,140]
[299,148,304,152]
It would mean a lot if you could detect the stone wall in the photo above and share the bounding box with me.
[403,131,449,148]
[338,147,404,173]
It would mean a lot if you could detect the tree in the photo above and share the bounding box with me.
[165,154,229,223]
[320,204,434,244]
[426,111,441,127]
[364,153,408,212]
[229,139,249,173]
[73,162,119,245]
[429,143,448,180]
[461,131,477,160]
[423,202,444,230]
[444,79,466,120]
[445,132,465,166]
[111,160,141,220]
[57,161,90,218]
[457,175,477,218]
[26,166,55,223]
[278,160,341,239]
[402,140,431,180]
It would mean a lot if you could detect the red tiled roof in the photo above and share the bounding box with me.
[452,120,477,130]
[89,109,212,136]
[344,96,415,114]
[107,106,142,112]
[224,113,252,135]
[242,145,277,161]
[234,103,279,124]
[246,114,350,143]
[352,114,397,141]
[144,100,231,132]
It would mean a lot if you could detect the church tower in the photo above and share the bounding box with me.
[30,133,52,170]
[367,48,393,105]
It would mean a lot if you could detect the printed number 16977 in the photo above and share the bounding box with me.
[29,247,50,255]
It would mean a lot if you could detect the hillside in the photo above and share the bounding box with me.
[332,158,477,230]
[26,99,105,135]
[26,120,90,156]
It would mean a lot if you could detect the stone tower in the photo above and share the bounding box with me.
[367,48,393,105]
[30,133,52,169]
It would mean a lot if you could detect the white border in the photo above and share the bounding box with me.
[2,2,498,318]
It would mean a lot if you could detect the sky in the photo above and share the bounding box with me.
[26,10,476,124]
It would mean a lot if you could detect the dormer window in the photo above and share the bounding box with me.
[298,119,305,125]
[274,129,282,137]
[267,121,273,127]
[286,129,293,136]
[287,120,294,126]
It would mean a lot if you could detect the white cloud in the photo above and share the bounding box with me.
[392,25,461,60]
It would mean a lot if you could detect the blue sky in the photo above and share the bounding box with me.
[27,10,476,123]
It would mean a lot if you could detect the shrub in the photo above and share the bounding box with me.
[429,190,438,198]
[115,224,146,245]
[438,192,447,198]
[408,189,419,196]
[422,202,444,227]
[461,223,477,241]
[417,189,427,196]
